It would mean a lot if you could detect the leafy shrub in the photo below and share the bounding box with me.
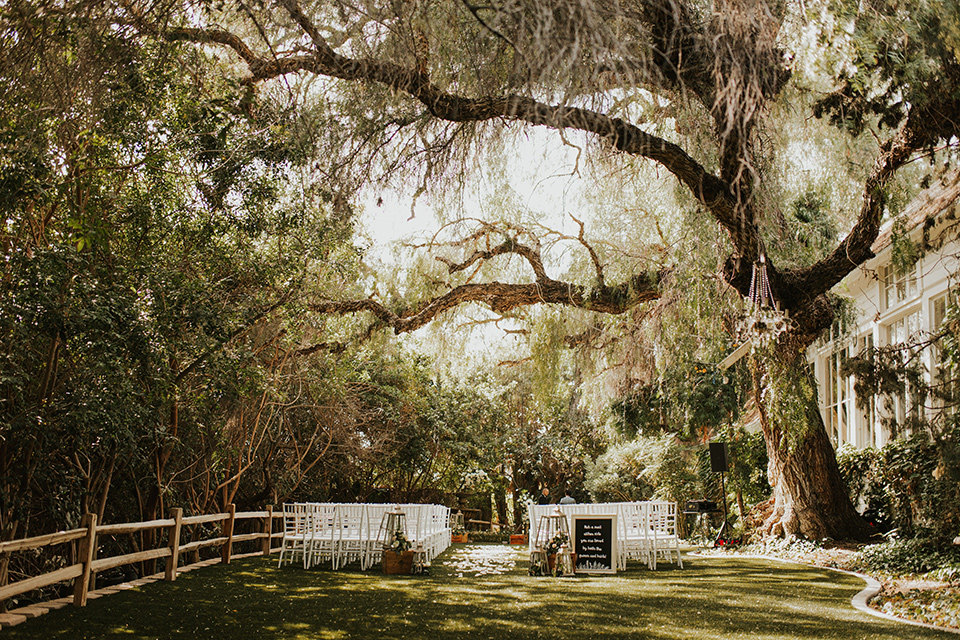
[584,438,657,502]
[854,535,960,578]
[467,530,509,543]
[881,435,943,534]
[585,434,700,506]
[727,430,771,506]
[837,431,960,542]
[837,443,892,527]
[836,443,878,504]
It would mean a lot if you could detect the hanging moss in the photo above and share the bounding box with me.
[757,347,821,453]
[890,217,921,276]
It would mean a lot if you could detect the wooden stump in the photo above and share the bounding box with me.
[382,550,414,574]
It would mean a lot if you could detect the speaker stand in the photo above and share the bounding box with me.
[714,470,731,547]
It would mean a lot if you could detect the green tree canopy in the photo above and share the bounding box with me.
[5,0,960,542]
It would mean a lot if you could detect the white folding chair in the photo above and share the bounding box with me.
[277,503,310,568]
[402,504,422,552]
[421,505,438,560]
[334,504,367,570]
[364,504,391,569]
[650,501,683,568]
[437,505,451,557]
[305,503,337,569]
[615,504,630,570]
[625,502,656,570]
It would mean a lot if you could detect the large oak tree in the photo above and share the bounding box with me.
[111,0,960,539]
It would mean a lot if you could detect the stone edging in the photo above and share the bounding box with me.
[832,565,960,635]
[691,552,959,635]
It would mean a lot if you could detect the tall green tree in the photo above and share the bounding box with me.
[119,0,960,540]
[0,0,362,547]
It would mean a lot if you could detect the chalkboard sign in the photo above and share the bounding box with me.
[571,514,618,574]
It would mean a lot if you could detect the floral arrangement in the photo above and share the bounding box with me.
[528,556,548,576]
[461,469,491,491]
[452,524,466,535]
[389,529,412,553]
[545,531,569,555]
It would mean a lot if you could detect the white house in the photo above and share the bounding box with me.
[811,170,960,449]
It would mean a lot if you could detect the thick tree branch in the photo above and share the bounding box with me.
[777,98,960,308]
[310,271,661,334]
[129,1,742,237]
[436,237,549,282]
[722,97,960,355]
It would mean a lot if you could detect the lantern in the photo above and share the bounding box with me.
[376,505,408,550]
[534,506,570,552]
[412,542,429,574]
[529,507,573,576]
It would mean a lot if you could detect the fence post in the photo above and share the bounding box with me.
[73,513,97,607]
[165,508,183,581]
[261,505,273,556]
[220,504,236,564]
[0,550,9,613]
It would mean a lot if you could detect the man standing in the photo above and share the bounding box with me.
[559,489,575,505]
[537,487,551,504]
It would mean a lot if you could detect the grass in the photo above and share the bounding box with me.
[4,544,956,640]
[703,535,960,631]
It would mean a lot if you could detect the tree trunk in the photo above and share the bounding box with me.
[494,484,508,531]
[753,359,873,541]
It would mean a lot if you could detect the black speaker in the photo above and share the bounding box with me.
[709,442,729,473]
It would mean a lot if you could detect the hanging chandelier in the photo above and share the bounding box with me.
[738,254,790,349]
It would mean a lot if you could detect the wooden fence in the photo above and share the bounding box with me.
[0,505,282,616]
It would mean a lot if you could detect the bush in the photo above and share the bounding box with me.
[726,429,770,507]
[467,530,510,543]
[584,439,656,502]
[738,534,823,559]
[854,535,960,579]
[837,443,891,528]
[584,434,698,508]
[837,430,960,543]
[836,443,879,504]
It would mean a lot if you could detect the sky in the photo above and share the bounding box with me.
[354,128,596,369]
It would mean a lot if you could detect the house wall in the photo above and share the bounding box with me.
[811,219,959,450]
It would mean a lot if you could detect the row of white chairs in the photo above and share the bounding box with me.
[278,503,451,570]
[527,501,683,570]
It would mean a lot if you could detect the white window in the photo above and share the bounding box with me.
[854,333,877,447]
[932,290,958,414]
[885,310,922,428]
[887,310,922,345]
[881,263,918,310]
[824,346,851,446]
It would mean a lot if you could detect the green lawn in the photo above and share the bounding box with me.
[5,544,954,639]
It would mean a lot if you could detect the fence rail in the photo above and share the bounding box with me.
[0,504,280,611]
